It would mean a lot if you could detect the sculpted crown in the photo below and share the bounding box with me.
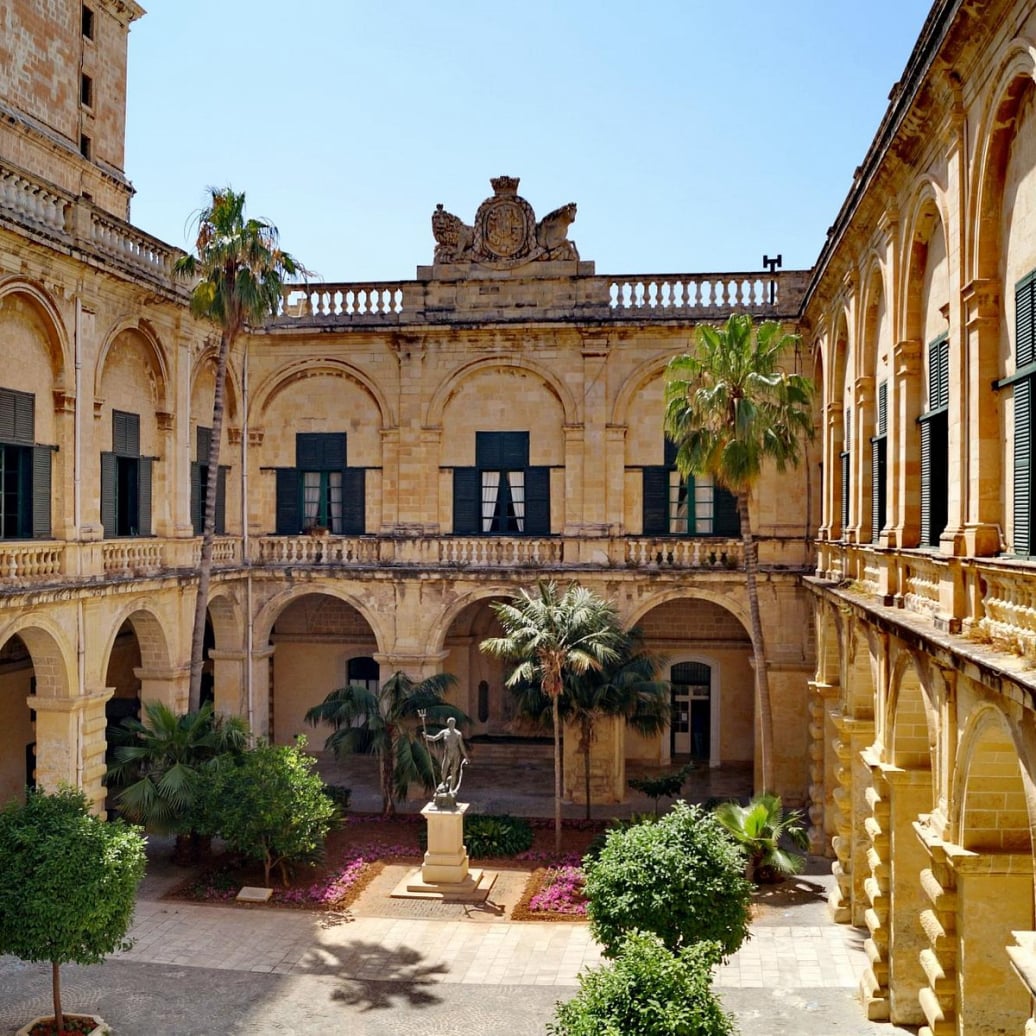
[490,175,520,195]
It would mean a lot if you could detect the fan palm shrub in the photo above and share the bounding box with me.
[713,792,809,882]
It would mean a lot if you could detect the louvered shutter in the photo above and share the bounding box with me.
[296,432,346,470]
[523,466,551,535]
[877,382,888,436]
[275,468,300,534]
[13,392,33,443]
[0,390,14,441]
[137,457,153,536]
[840,452,850,535]
[100,452,116,538]
[452,467,480,534]
[215,466,229,535]
[1017,274,1035,367]
[871,438,886,544]
[197,426,212,464]
[642,467,668,535]
[937,339,950,409]
[113,411,139,456]
[920,419,932,546]
[1016,379,1033,556]
[31,445,52,539]
[190,462,203,533]
[714,486,741,538]
[342,467,366,534]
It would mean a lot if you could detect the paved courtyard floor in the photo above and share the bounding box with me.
[0,757,917,1034]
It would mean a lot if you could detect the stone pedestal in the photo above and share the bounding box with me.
[390,801,496,902]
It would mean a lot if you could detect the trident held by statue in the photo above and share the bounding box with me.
[419,710,469,797]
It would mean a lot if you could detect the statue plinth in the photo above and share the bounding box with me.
[420,800,470,884]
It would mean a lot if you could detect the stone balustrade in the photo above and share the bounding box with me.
[439,536,563,568]
[899,553,942,620]
[625,537,743,569]
[102,539,166,577]
[971,560,1036,657]
[257,535,381,566]
[0,542,65,580]
[0,166,69,237]
[90,211,178,280]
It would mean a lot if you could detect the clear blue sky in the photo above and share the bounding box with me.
[125,2,932,283]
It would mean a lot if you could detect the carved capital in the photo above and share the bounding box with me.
[156,410,174,432]
[893,339,922,376]
[853,375,875,405]
[248,428,264,447]
[93,398,104,420]
[227,426,242,445]
[962,278,1000,328]
[52,390,76,414]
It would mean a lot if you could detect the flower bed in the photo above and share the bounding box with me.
[512,855,587,921]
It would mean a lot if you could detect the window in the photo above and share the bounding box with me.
[79,134,91,159]
[919,336,949,548]
[100,410,152,537]
[642,440,739,537]
[80,73,93,107]
[0,388,51,540]
[452,431,550,535]
[871,381,888,544]
[190,427,228,535]
[347,656,380,692]
[82,5,94,39]
[840,407,851,537]
[1013,272,1036,555]
[274,432,364,534]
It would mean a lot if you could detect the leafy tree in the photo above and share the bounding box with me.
[0,788,146,1032]
[628,763,695,815]
[583,801,751,959]
[549,931,735,1036]
[305,670,463,815]
[714,793,809,883]
[174,187,305,713]
[511,630,670,820]
[481,581,624,852]
[198,737,336,887]
[664,313,813,791]
[105,700,248,860]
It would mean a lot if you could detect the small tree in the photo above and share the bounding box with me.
[548,931,736,1036]
[199,738,335,886]
[627,763,695,815]
[0,788,146,1032]
[583,801,751,959]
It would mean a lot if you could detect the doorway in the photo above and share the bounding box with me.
[670,661,711,761]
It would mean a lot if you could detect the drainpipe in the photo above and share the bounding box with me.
[74,297,86,787]
[242,346,253,732]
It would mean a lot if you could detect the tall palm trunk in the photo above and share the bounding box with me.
[552,693,563,854]
[381,746,395,816]
[738,493,773,792]
[188,327,233,712]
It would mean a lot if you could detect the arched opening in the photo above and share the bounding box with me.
[0,634,37,805]
[104,619,142,734]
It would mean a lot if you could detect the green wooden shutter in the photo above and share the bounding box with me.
[877,382,888,436]
[937,339,950,409]
[190,462,203,534]
[197,426,212,463]
[112,411,139,456]
[215,465,228,535]
[452,467,480,534]
[0,389,34,444]
[100,451,116,538]
[1015,379,1032,556]
[0,390,14,441]
[275,468,300,534]
[138,457,153,536]
[871,437,886,544]
[642,467,668,535]
[840,451,850,536]
[523,466,550,535]
[1017,274,1036,367]
[296,432,346,470]
[31,445,52,539]
[475,431,529,469]
[342,467,365,534]
[713,486,741,538]
[920,418,932,546]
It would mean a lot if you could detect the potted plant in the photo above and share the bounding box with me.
[0,788,146,1035]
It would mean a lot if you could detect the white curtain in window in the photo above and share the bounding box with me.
[695,476,713,534]
[481,471,500,532]
[328,471,343,533]
[669,470,688,534]
[302,471,321,529]
[510,470,525,532]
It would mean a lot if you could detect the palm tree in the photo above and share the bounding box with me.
[664,313,813,792]
[511,631,670,820]
[105,700,248,859]
[174,188,305,713]
[714,793,809,883]
[305,671,463,815]
[481,581,624,852]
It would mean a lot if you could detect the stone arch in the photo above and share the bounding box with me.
[625,585,752,637]
[0,620,74,699]
[814,599,843,686]
[426,355,578,429]
[251,357,393,430]
[0,277,71,393]
[899,178,949,342]
[887,649,935,772]
[610,353,670,429]
[94,318,172,414]
[842,617,877,720]
[189,342,243,428]
[96,604,172,687]
[858,258,888,382]
[206,590,243,653]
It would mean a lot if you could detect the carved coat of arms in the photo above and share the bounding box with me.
[432,176,578,268]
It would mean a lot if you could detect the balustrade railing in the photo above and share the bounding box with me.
[607,274,781,314]
[440,537,563,567]
[625,538,743,569]
[0,167,69,237]
[973,561,1036,654]
[90,212,178,279]
[102,540,165,577]
[257,536,381,566]
[900,554,942,620]
[0,542,65,581]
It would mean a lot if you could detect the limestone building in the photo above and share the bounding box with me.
[6,1,1036,1032]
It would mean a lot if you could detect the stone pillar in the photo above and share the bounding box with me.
[208,648,248,718]
[563,714,624,806]
[807,680,839,856]
[135,666,188,713]
[250,645,274,739]
[890,339,922,549]
[32,688,112,814]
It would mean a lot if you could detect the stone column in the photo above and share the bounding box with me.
[890,338,922,549]
[208,648,248,719]
[135,666,188,713]
[563,714,624,806]
[250,645,274,739]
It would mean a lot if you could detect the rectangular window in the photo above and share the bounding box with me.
[80,73,93,107]
[79,134,91,159]
[642,439,739,537]
[1014,273,1036,555]
[82,5,94,38]
[919,337,949,547]
[190,426,228,535]
[872,381,888,543]
[274,432,364,535]
[101,410,151,537]
[453,431,549,535]
[0,388,50,540]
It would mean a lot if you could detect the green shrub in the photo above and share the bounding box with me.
[419,814,534,857]
[583,813,659,862]
[584,801,751,958]
[322,784,352,811]
[627,763,695,813]
[548,931,736,1036]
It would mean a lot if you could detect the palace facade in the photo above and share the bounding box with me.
[7,1,1036,1032]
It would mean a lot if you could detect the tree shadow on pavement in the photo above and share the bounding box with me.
[299,940,448,1011]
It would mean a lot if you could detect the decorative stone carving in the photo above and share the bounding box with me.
[431,176,578,268]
